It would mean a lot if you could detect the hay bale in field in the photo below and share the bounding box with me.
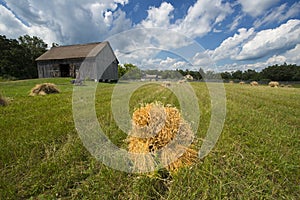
[239,81,245,85]
[161,81,171,87]
[250,81,259,86]
[184,74,193,81]
[177,79,186,84]
[269,81,279,88]
[29,83,60,96]
[127,102,198,172]
[285,84,293,88]
[229,81,234,84]
[0,95,8,106]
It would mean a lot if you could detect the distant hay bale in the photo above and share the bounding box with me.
[184,74,193,81]
[29,83,60,96]
[250,81,259,86]
[177,79,186,84]
[0,95,8,106]
[161,81,171,87]
[285,84,293,88]
[269,81,279,88]
[127,102,198,172]
[239,81,245,85]
[229,81,234,84]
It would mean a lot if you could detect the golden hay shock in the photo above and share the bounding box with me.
[127,102,198,172]
[29,83,60,96]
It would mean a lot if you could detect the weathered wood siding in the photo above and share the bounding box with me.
[95,44,118,81]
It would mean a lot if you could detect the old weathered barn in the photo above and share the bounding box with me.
[36,41,118,82]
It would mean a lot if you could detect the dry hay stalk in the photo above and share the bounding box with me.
[250,81,259,86]
[268,81,279,88]
[127,102,198,172]
[29,83,60,96]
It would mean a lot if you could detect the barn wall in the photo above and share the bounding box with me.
[37,43,118,81]
[37,59,85,78]
[95,44,118,81]
[78,59,97,80]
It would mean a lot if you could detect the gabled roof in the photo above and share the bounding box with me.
[36,41,111,61]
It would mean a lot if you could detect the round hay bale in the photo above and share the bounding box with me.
[127,102,198,172]
[229,81,234,84]
[29,83,60,96]
[268,81,279,88]
[250,81,259,86]
[239,81,245,85]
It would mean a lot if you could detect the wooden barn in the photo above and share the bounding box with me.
[36,41,118,82]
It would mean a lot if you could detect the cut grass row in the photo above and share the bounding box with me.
[0,78,299,199]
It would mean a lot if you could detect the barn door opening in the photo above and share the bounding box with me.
[59,64,70,77]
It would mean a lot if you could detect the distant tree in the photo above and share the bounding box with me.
[118,63,142,80]
[221,71,232,80]
[0,34,47,79]
[18,35,48,78]
[232,70,243,80]
[261,63,300,81]
[242,69,260,81]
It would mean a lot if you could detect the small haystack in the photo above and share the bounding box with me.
[0,95,8,106]
[229,81,234,84]
[239,81,245,85]
[161,81,171,87]
[127,102,198,173]
[177,79,186,84]
[250,81,259,86]
[269,81,279,88]
[29,83,60,96]
[184,74,194,81]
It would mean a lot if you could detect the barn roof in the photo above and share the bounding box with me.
[36,41,111,61]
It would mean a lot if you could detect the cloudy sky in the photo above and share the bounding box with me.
[0,0,299,72]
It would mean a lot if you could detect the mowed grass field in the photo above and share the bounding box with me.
[0,78,299,199]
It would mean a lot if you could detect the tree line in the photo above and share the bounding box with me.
[0,35,47,80]
[119,63,300,82]
[220,63,300,82]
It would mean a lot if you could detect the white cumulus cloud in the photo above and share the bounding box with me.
[237,19,300,60]
[174,0,233,38]
[0,0,131,45]
[238,0,280,17]
[254,2,300,28]
[208,28,255,61]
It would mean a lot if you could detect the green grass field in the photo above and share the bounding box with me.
[0,78,299,199]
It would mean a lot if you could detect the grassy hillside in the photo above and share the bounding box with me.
[0,78,299,199]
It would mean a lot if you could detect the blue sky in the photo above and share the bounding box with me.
[0,0,299,72]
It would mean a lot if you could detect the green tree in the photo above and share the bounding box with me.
[118,63,141,80]
[232,70,243,80]
[0,35,47,79]
[261,63,300,81]
[18,35,48,78]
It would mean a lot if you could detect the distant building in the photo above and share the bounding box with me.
[35,41,118,82]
